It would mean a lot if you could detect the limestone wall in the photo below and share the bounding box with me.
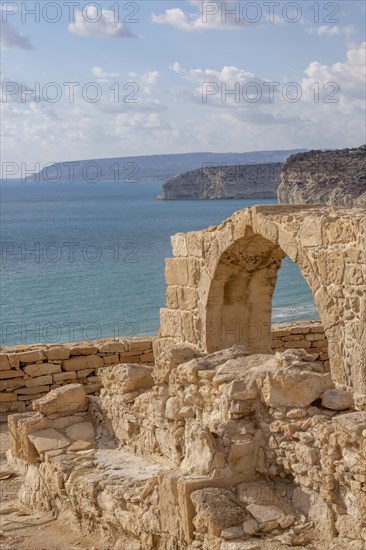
[271,321,329,371]
[0,337,154,412]
[156,205,366,403]
[0,322,328,411]
[8,345,364,549]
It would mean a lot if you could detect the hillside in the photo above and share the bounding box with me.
[278,145,366,207]
[24,150,306,183]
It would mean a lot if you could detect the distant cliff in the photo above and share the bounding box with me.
[23,150,305,183]
[158,163,283,200]
[278,145,366,207]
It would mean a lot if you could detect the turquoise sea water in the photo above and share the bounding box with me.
[0,182,319,346]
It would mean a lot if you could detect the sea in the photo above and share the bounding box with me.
[0,181,319,346]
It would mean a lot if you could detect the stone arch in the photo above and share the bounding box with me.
[156,205,366,399]
[204,231,286,354]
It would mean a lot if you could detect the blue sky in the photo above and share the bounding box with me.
[1,1,365,171]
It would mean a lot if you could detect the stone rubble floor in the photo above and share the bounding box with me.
[0,421,97,550]
[0,420,362,550]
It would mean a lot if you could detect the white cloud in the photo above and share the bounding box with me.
[169,62,272,106]
[302,42,366,113]
[0,20,33,50]
[308,25,355,38]
[89,69,162,113]
[68,7,136,38]
[116,112,167,130]
[315,25,340,36]
[95,97,165,115]
[140,71,160,94]
[170,42,366,119]
[152,1,257,31]
[92,67,120,82]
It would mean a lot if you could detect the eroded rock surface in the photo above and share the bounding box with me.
[278,146,366,207]
[158,163,282,200]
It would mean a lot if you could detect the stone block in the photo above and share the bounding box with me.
[53,371,77,382]
[99,364,153,395]
[25,375,53,387]
[0,354,10,370]
[261,370,332,408]
[23,363,61,377]
[32,383,87,415]
[8,354,20,369]
[0,393,17,402]
[165,258,189,286]
[62,356,89,371]
[65,421,95,441]
[127,339,153,352]
[17,350,45,363]
[45,347,70,361]
[98,342,126,353]
[16,386,50,395]
[321,389,354,411]
[69,345,98,355]
[103,354,119,365]
[28,428,70,453]
[0,369,23,379]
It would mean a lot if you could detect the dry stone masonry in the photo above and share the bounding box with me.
[0,322,329,412]
[5,205,366,550]
[0,337,154,413]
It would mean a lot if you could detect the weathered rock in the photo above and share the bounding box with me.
[98,342,126,353]
[17,350,45,363]
[153,343,202,384]
[62,356,89,371]
[246,503,285,525]
[181,420,224,475]
[32,384,87,416]
[68,440,94,451]
[45,346,70,360]
[0,354,11,370]
[191,488,247,536]
[261,368,332,408]
[99,364,154,395]
[159,163,282,200]
[28,428,70,453]
[221,525,244,540]
[23,363,61,377]
[321,389,354,410]
[243,518,258,535]
[65,422,95,442]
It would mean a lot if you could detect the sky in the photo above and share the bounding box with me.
[1,0,365,174]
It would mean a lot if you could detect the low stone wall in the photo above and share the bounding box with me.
[0,337,154,412]
[0,321,328,412]
[271,320,329,370]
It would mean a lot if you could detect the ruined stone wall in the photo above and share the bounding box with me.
[270,321,329,371]
[156,205,366,404]
[0,322,328,411]
[0,337,154,412]
[8,345,364,549]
